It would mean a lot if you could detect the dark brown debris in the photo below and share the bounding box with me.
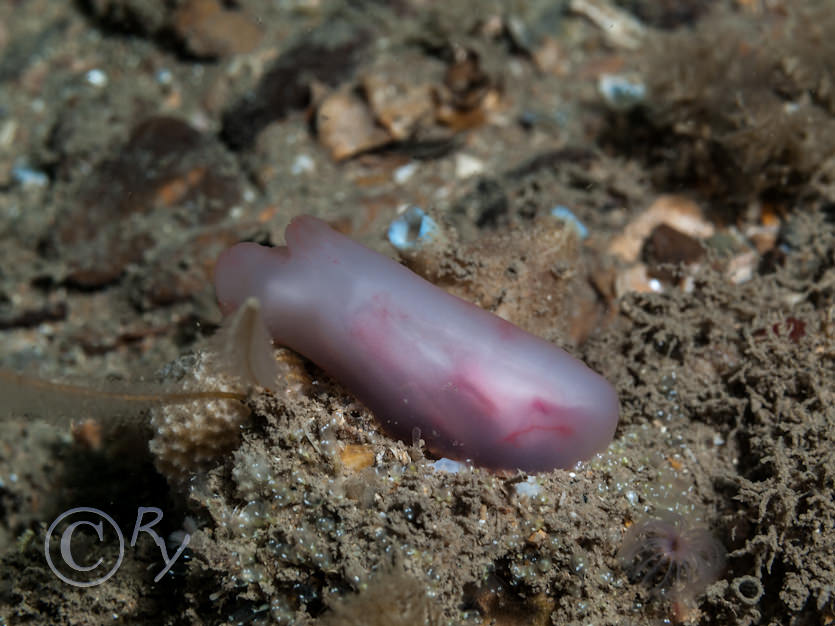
[0,300,67,330]
[173,0,262,58]
[53,115,242,288]
[220,22,372,151]
[642,223,705,283]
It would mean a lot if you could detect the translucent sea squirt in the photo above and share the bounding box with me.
[213,215,619,472]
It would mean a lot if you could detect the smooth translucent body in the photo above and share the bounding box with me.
[214,215,618,472]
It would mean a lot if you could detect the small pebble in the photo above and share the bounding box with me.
[598,73,645,110]
[393,161,418,184]
[84,68,108,87]
[455,153,485,178]
[156,68,173,85]
[431,458,468,473]
[12,163,48,188]
[550,205,588,239]
[291,154,315,175]
[387,207,438,251]
[514,477,542,497]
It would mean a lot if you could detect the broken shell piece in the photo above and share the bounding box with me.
[609,195,714,263]
[615,263,663,298]
[316,88,392,161]
[455,153,485,178]
[726,250,758,284]
[569,0,646,50]
[362,75,434,140]
[598,73,646,110]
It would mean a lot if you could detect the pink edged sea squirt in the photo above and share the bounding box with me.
[213,215,619,472]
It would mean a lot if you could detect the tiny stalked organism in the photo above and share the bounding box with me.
[618,512,726,608]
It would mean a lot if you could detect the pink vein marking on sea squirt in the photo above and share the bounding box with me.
[501,398,575,446]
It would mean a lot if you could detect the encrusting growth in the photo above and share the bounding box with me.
[148,351,252,481]
[149,298,279,481]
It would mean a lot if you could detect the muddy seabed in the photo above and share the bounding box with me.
[1,1,834,625]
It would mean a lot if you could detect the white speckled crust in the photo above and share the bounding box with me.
[214,216,618,472]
